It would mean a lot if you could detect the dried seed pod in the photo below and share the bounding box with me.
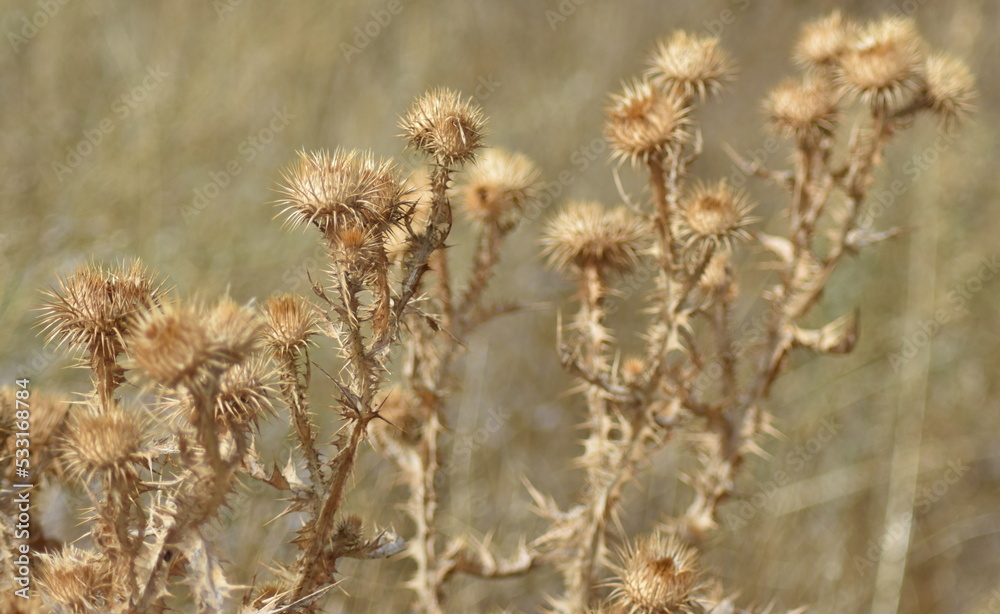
[36,547,114,613]
[400,87,487,166]
[541,202,648,275]
[61,402,146,487]
[611,532,704,614]
[131,303,212,390]
[606,79,691,167]
[922,52,976,123]
[648,30,735,102]
[794,11,854,71]
[460,148,540,229]
[213,355,274,429]
[204,299,263,368]
[277,149,408,237]
[678,181,756,257]
[38,259,163,354]
[837,16,925,113]
[262,293,319,355]
[764,78,839,144]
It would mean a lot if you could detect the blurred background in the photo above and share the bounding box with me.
[1,0,997,612]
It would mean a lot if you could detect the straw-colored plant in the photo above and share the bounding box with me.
[0,12,975,614]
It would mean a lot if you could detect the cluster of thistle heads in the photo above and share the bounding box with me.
[10,10,976,614]
[545,12,973,288]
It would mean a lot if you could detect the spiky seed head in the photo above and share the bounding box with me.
[611,532,703,614]
[204,299,262,367]
[764,78,839,144]
[621,357,647,386]
[38,259,163,357]
[794,11,854,71]
[923,52,976,123]
[262,293,318,355]
[131,304,211,390]
[277,149,408,238]
[460,148,540,229]
[679,181,756,255]
[837,16,925,113]
[214,356,273,429]
[327,225,389,282]
[37,547,113,613]
[333,514,365,551]
[606,79,691,167]
[62,403,146,487]
[648,31,735,102]
[400,87,487,166]
[541,202,648,275]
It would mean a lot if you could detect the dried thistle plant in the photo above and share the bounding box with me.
[7,12,976,614]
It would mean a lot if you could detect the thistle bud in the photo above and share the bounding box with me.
[611,532,703,614]
[922,52,976,124]
[606,79,691,167]
[837,16,925,113]
[678,181,756,257]
[764,78,839,144]
[648,30,735,102]
[795,11,854,72]
[400,88,487,166]
[460,148,540,229]
[541,202,648,275]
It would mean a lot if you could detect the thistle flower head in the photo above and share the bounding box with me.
[131,303,212,390]
[838,16,925,113]
[541,202,648,275]
[795,11,854,71]
[37,547,113,613]
[213,355,273,429]
[679,181,756,256]
[611,532,703,614]
[204,299,263,366]
[262,293,319,355]
[39,259,163,357]
[923,52,976,123]
[278,149,408,238]
[400,87,487,166]
[460,148,540,229]
[606,79,691,167]
[61,403,146,487]
[648,31,735,102]
[764,78,839,144]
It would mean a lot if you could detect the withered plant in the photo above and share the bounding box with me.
[0,12,975,614]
